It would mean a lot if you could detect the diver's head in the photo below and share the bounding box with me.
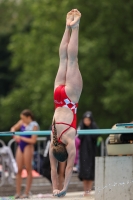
[52,142,68,162]
[52,119,68,162]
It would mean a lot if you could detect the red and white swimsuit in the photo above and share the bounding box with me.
[53,85,78,143]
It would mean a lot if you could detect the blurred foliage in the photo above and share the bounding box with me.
[0,0,19,97]
[0,0,133,132]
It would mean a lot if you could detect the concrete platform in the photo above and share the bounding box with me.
[0,191,95,200]
[95,156,133,200]
[0,174,84,196]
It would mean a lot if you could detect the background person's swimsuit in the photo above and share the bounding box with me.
[19,121,39,153]
[19,125,31,153]
[53,85,78,143]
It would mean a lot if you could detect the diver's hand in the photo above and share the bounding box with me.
[53,189,60,197]
[57,189,67,197]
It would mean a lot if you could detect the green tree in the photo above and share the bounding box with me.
[0,0,19,97]
[1,0,133,132]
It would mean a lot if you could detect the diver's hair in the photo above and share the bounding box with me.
[52,119,68,162]
[53,119,58,146]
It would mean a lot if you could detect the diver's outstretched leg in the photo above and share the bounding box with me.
[66,9,83,102]
[54,10,74,89]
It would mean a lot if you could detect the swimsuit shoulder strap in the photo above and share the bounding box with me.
[52,122,71,141]
[58,126,71,141]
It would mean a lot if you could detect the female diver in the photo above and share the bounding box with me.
[49,9,83,197]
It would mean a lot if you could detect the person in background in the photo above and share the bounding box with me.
[78,111,99,196]
[10,109,39,199]
[73,136,80,172]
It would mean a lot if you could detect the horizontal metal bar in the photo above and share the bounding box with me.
[0,128,133,136]
[116,123,133,127]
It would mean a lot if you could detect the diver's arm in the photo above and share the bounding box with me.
[49,144,58,190]
[58,139,76,197]
[64,140,76,190]
[49,138,60,196]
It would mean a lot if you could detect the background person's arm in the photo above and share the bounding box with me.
[14,125,38,144]
[18,135,37,144]
[10,120,23,132]
[58,139,76,197]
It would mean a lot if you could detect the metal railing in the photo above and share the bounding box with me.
[1,125,133,136]
[0,139,6,186]
[0,140,16,187]
[100,138,105,157]
[0,139,5,147]
[8,137,47,157]
[105,136,110,156]
[0,136,106,187]
[0,137,47,187]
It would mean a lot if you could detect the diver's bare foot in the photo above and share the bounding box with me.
[83,192,90,197]
[70,9,81,28]
[66,9,74,27]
